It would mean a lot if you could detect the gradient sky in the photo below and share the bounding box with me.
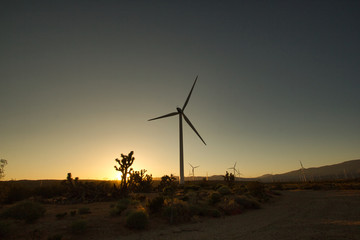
[1,1,359,180]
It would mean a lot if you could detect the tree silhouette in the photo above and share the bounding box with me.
[0,158,8,179]
[114,151,135,195]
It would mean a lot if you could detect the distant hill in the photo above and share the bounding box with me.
[257,159,360,182]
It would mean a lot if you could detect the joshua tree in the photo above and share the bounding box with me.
[0,158,8,179]
[128,169,153,193]
[114,151,135,194]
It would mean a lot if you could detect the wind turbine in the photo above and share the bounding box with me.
[189,162,200,180]
[148,76,206,185]
[228,162,238,176]
[299,161,307,182]
[236,168,243,178]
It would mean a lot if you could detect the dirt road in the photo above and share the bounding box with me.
[123,190,360,240]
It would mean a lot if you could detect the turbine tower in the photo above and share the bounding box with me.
[148,76,206,185]
[189,162,200,180]
[299,161,307,182]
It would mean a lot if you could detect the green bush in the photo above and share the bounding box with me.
[78,207,91,215]
[208,192,221,205]
[147,196,164,214]
[70,220,87,234]
[125,210,148,229]
[235,196,260,209]
[1,201,46,223]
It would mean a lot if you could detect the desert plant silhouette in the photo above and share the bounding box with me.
[114,151,135,195]
[0,158,7,179]
[128,169,153,193]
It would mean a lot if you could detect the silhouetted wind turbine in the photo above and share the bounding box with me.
[228,162,238,176]
[148,76,206,185]
[189,162,200,180]
[299,161,307,182]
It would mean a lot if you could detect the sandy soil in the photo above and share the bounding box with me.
[4,190,360,240]
[123,190,360,240]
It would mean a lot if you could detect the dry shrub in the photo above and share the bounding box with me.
[218,198,243,215]
[235,195,260,209]
[162,199,190,224]
[147,195,164,214]
[217,185,232,195]
[208,192,221,205]
[111,198,131,216]
[125,210,148,229]
[1,201,46,223]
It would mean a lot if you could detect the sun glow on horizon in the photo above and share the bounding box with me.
[115,172,130,181]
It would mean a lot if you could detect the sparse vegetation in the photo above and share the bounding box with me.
[2,150,359,239]
[128,169,153,193]
[235,196,260,209]
[217,185,232,195]
[111,198,131,216]
[1,177,360,239]
[125,210,149,229]
[147,195,164,214]
[208,191,221,205]
[0,201,46,223]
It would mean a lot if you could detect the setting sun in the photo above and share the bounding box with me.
[115,172,130,181]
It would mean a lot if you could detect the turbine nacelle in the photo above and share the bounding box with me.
[176,107,182,113]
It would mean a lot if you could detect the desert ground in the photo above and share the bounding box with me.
[5,189,359,240]
[122,190,360,240]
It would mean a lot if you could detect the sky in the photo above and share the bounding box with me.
[1,0,359,180]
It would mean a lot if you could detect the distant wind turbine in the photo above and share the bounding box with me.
[148,76,206,185]
[228,162,238,176]
[299,161,307,182]
[189,162,200,180]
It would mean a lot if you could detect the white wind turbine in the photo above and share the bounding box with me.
[148,76,206,185]
[189,162,200,180]
[228,162,239,176]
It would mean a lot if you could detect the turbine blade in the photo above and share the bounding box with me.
[234,162,237,168]
[182,113,206,145]
[188,162,194,168]
[182,76,198,111]
[194,165,200,168]
[148,112,179,121]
